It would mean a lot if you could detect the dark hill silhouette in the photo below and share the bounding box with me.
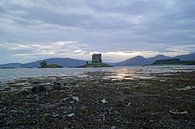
[0,58,86,68]
[175,52,195,61]
[113,55,171,66]
[22,58,86,68]
[0,52,194,68]
[113,53,194,66]
[114,56,146,66]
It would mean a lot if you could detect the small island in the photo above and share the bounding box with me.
[39,61,63,68]
[77,54,112,68]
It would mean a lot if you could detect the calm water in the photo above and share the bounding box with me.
[0,65,195,83]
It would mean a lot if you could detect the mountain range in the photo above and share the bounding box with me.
[0,58,86,68]
[0,52,194,68]
[113,52,195,66]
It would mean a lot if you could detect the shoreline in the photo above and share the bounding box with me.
[1,65,195,84]
[1,71,195,128]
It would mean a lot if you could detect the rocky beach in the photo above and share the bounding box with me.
[0,70,195,129]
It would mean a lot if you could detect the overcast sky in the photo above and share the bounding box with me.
[0,0,195,63]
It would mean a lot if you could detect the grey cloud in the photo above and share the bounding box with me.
[0,0,195,63]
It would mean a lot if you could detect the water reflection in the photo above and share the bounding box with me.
[104,68,137,80]
[103,65,195,81]
[103,68,155,81]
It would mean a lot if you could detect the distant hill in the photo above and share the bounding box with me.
[114,56,146,66]
[0,52,194,68]
[113,52,195,66]
[0,63,22,68]
[144,55,171,64]
[0,58,86,68]
[153,58,195,65]
[113,55,171,66]
[22,58,86,68]
[175,52,195,61]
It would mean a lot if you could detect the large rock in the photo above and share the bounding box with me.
[20,90,30,96]
[53,80,77,90]
[31,85,46,93]
[53,82,65,90]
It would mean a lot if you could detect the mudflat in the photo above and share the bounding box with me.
[0,71,195,129]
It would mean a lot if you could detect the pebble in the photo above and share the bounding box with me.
[111,126,117,129]
[67,113,75,117]
[72,96,80,102]
[101,99,107,104]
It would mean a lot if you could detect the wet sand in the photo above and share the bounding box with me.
[0,71,195,129]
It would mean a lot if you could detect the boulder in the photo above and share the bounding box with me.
[53,82,65,90]
[31,85,46,93]
[20,90,30,96]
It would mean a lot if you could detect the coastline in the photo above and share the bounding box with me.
[1,71,195,128]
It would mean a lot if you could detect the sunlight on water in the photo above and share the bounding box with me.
[104,68,137,80]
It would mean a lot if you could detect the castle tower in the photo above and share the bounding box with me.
[92,54,102,63]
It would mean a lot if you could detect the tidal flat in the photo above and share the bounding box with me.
[0,71,195,129]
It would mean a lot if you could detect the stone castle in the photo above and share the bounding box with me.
[92,54,102,63]
[80,53,111,67]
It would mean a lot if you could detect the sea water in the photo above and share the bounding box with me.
[0,65,194,83]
